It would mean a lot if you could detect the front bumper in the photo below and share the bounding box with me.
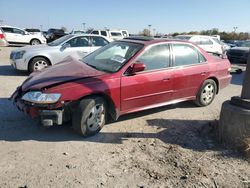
[40,110,63,126]
[10,87,64,126]
[10,58,28,71]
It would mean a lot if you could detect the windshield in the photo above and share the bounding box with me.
[48,35,73,46]
[82,41,144,73]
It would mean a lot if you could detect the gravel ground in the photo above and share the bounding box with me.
[0,47,249,188]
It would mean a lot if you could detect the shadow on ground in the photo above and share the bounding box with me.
[0,98,221,149]
[0,65,28,76]
[0,98,245,159]
[230,70,245,86]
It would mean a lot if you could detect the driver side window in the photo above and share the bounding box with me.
[136,44,170,71]
[66,36,90,47]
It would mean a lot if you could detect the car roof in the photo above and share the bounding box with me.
[69,34,113,41]
[121,36,197,46]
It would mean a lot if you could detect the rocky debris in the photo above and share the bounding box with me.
[66,164,77,169]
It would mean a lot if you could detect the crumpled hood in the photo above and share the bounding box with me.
[21,57,105,91]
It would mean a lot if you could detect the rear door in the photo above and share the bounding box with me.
[12,28,30,43]
[121,44,174,112]
[171,43,209,100]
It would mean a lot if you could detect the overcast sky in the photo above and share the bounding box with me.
[1,0,250,34]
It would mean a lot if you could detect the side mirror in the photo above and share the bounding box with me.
[131,62,146,74]
[60,43,71,51]
[24,31,29,35]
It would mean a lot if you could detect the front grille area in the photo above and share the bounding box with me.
[228,51,244,57]
[10,52,15,59]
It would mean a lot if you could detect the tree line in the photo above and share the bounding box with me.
[139,28,250,41]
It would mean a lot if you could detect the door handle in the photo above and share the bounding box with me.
[163,78,171,82]
[201,72,208,76]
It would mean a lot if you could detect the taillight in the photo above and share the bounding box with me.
[0,34,4,39]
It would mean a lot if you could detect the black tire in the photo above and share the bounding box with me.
[30,39,41,45]
[29,57,50,73]
[195,79,217,107]
[72,97,106,137]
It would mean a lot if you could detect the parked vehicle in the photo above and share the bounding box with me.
[90,29,128,40]
[10,37,232,137]
[25,28,41,34]
[0,27,9,46]
[70,30,85,35]
[10,34,112,72]
[175,35,225,55]
[46,28,67,42]
[227,40,250,63]
[0,25,46,45]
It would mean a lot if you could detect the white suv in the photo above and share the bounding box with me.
[176,35,224,55]
[0,25,47,45]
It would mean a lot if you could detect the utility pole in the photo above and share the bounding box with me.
[233,26,238,40]
[82,22,86,31]
[233,26,238,33]
[148,24,152,36]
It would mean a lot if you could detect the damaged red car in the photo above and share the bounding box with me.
[10,37,232,137]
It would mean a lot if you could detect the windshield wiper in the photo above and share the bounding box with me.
[86,63,112,73]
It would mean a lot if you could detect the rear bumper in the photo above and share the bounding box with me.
[219,74,232,90]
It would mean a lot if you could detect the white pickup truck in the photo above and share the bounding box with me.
[91,29,129,40]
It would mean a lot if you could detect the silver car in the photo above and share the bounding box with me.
[10,34,112,72]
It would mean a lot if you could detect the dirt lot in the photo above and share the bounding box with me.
[0,46,249,188]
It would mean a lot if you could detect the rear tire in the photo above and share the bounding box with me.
[195,79,217,107]
[72,97,106,137]
[29,57,50,72]
[30,39,41,45]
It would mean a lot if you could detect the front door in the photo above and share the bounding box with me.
[61,36,91,60]
[121,44,174,112]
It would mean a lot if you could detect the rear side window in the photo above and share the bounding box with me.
[100,31,107,36]
[1,27,13,33]
[111,32,122,36]
[136,44,170,71]
[13,28,25,34]
[173,44,201,66]
[92,30,99,35]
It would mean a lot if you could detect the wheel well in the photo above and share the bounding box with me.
[78,93,118,120]
[28,56,52,70]
[207,77,219,94]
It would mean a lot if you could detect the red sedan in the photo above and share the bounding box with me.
[10,37,232,137]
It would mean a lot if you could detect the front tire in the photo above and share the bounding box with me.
[72,97,106,137]
[195,79,217,107]
[30,39,41,45]
[29,57,50,72]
